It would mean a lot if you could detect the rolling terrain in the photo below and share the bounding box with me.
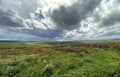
[0,40,120,77]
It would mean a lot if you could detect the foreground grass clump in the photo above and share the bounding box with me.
[0,41,120,77]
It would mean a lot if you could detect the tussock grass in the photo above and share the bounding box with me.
[0,41,120,77]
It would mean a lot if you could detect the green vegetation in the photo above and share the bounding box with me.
[0,41,120,77]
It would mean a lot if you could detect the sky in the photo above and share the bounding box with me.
[0,0,120,41]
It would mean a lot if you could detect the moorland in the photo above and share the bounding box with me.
[0,40,120,77]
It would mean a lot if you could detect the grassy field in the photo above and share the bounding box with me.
[0,41,120,77]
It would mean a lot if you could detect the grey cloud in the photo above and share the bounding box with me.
[90,0,120,27]
[23,26,63,38]
[50,0,101,30]
[0,29,55,41]
[100,12,120,27]
[95,25,120,38]
[0,0,38,19]
[0,0,120,41]
[0,8,25,28]
[0,7,62,38]
[34,10,45,20]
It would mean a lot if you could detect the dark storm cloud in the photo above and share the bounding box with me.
[50,0,101,30]
[0,8,25,27]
